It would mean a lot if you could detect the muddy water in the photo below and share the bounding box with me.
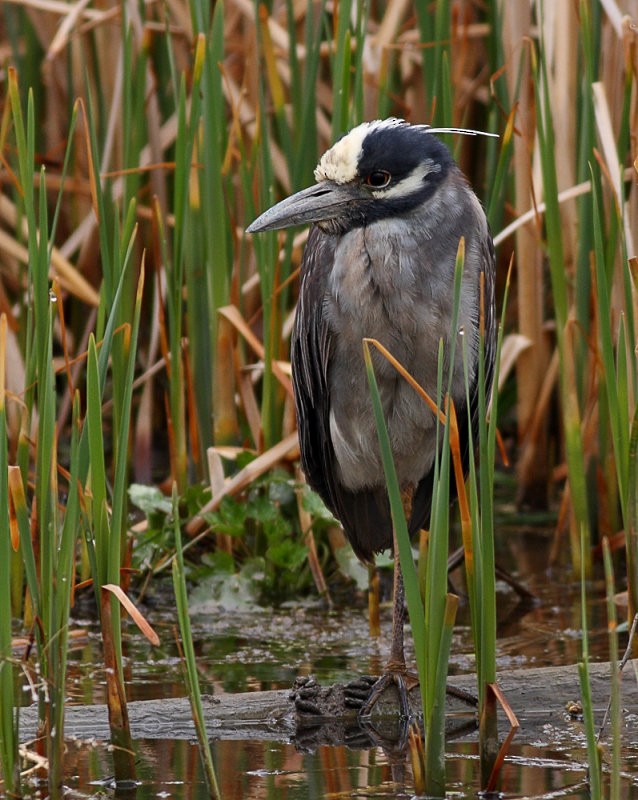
[17,524,638,798]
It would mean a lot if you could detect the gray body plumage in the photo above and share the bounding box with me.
[248,119,496,562]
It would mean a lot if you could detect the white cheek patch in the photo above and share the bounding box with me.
[372,159,440,199]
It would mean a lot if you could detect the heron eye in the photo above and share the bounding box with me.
[366,170,391,188]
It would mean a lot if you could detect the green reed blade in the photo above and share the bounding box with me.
[7,455,38,634]
[54,391,82,640]
[428,592,458,791]
[363,338,452,798]
[591,169,628,524]
[331,0,352,137]
[171,486,222,799]
[189,0,210,34]
[293,0,323,185]
[578,525,601,800]
[415,0,451,125]
[362,342,426,669]
[351,0,369,124]
[602,539,621,800]
[47,102,80,265]
[486,112,515,227]
[110,267,145,577]
[573,4,596,352]
[0,335,19,794]
[480,275,510,684]
[423,371,451,722]
[83,87,113,302]
[421,244,466,739]
[74,235,135,485]
[628,405,638,624]
[578,662,602,800]
[164,77,190,487]
[36,195,60,650]
[532,33,590,573]
[252,96,281,450]
[361,245,466,796]
[202,5,234,449]
[85,335,110,589]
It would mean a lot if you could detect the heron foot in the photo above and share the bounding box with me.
[343,675,378,708]
[346,667,419,719]
[345,671,479,718]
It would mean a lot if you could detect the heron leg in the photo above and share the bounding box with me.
[387,534,407,670]
[357,487,418,719]
[388,484,415,670]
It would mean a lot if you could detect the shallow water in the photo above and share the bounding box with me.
[13,523,638,798]
[44,738,629,799]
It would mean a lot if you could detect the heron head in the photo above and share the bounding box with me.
[246,119,493,236]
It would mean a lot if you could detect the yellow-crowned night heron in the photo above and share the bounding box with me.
[247,118,496,715]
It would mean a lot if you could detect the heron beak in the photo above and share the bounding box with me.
[246,181,360,233]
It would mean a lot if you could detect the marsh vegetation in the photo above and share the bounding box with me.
[0,0,637,797]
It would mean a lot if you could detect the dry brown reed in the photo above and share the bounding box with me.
[1,0,637,577]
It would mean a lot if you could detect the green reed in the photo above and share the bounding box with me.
[363,337,446,796]
[362,238,502,795]
[172,486,222,799]
[6,75,78,796]
[0,316,18,796]
[461,265,511,787]
[578,532,626,799]
[578,534,602,800]
[2,59,146,795]
[531,37,590,574]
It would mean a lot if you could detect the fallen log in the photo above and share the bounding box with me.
[18,660,638,751]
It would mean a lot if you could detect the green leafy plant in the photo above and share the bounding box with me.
[131,468,336,608]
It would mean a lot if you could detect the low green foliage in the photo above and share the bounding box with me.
[130,471,337,607]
